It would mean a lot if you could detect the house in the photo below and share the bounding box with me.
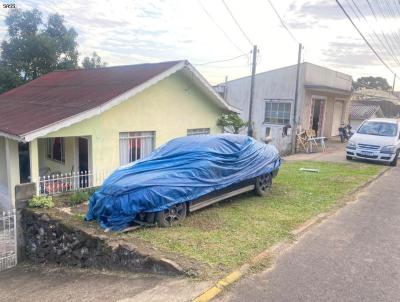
[0,60,238,209]
[215,62,352,154]
[350,98,400,118]
[349,104,384,130]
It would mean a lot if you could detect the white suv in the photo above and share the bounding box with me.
[346,118,400,166]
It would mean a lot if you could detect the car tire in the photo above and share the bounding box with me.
[346,155,352,160]
[155,202,187,227]
[255,173,272,196]
[390,151,399,167]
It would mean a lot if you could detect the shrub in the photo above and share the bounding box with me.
[69,190,90,206]
[28,195,54,209]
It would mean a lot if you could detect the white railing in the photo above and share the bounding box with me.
[0,209,17,272]
[36,170,112,196]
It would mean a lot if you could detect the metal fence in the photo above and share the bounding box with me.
[0,209,17,271]
[36,170,112,196]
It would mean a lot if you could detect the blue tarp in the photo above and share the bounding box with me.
[85,134,281,230]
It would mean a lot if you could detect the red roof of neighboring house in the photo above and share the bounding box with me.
[0,61,183,137]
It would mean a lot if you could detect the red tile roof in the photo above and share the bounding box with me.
[0,61,183,137]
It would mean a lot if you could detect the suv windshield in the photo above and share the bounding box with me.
[358,121,398,137]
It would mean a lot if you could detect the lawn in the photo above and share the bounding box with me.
[128,160,384,274]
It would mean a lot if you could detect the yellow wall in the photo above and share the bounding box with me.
[42,71,225,177]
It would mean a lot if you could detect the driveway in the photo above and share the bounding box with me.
[285,139,347,163]
[218,166,400,302]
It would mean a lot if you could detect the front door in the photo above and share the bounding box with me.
[18,142,30,183]
[310,98,326,136]
[331,101,344,136]
[78,138,89,187]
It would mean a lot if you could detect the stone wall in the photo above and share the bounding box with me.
[21,209,187,276]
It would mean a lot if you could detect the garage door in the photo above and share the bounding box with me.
[331,101,344,136]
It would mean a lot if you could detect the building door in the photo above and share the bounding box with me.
[18,142,30,183]
[78,138,88,172]
[78,138,89,187]
[310,98,325,136]
[331,100,344,136]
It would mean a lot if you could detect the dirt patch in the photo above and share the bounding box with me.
[21,207,208,278]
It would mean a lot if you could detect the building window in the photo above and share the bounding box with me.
[187,128,210,136]
[46,138,65,163]
[119,131,155,165]
[265,102,291,125]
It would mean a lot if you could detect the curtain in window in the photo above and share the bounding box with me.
[119,133,130,165]
[119,132,154,166]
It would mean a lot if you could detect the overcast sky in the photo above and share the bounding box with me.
[1,0,399,89]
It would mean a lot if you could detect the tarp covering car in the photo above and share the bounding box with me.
[85,134,281,230]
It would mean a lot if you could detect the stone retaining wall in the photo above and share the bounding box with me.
[21,209,186,276]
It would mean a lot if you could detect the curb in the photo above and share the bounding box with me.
[192,166,390,302]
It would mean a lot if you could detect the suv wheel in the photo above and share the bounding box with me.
[155,202,187,227]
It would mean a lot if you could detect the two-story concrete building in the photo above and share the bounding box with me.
[216,62,352,154]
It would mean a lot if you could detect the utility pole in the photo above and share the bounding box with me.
[392,74,396,93]
[291,43,302,154]
[247,45,257,137]
[224,75,228,100]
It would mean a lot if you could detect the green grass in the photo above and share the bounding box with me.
[129,160,384,273]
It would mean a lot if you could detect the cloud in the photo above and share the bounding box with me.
[295,1,344,20]
[286,19,319,29]
[293,0,374,20]
[322,40,379,68]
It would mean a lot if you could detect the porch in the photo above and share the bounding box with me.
[33,136,97,195]
[31,132,155,196]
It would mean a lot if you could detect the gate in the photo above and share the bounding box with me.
[0,209,17,271]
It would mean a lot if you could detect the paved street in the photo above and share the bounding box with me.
[219,166,400,302]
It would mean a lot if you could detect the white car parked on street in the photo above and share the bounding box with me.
[346,118,400,166]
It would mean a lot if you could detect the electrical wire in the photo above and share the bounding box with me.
[336,0,397,75]
[197,0,247,55]
[221,0,253,46]
[265,0,299,45]
[193,53,249,66]
[347,0,400,67]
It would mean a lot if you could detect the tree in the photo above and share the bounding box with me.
[82,52,107,69]
[353,76,392,91]
[217,113,248,134]
[0,9,78,92]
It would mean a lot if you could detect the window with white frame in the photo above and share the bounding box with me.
[46,137,65,163]
[187,128,210,136]
[264,101,292,125]
[119,131,155,165]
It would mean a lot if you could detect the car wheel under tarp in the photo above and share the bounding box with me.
[155,202,187,227]
[255,173,272,196]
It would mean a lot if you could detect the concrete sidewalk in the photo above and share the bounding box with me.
[218,166,400,302]
[0,264,211,302]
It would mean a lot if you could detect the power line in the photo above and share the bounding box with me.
[198,1,247,55]
[194,53,249,66]
[265,0,299,44]
[347,0,400,67]
[221,0,253,46]
[336,0,396,75]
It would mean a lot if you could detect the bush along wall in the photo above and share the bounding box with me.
[21,209,188,276]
